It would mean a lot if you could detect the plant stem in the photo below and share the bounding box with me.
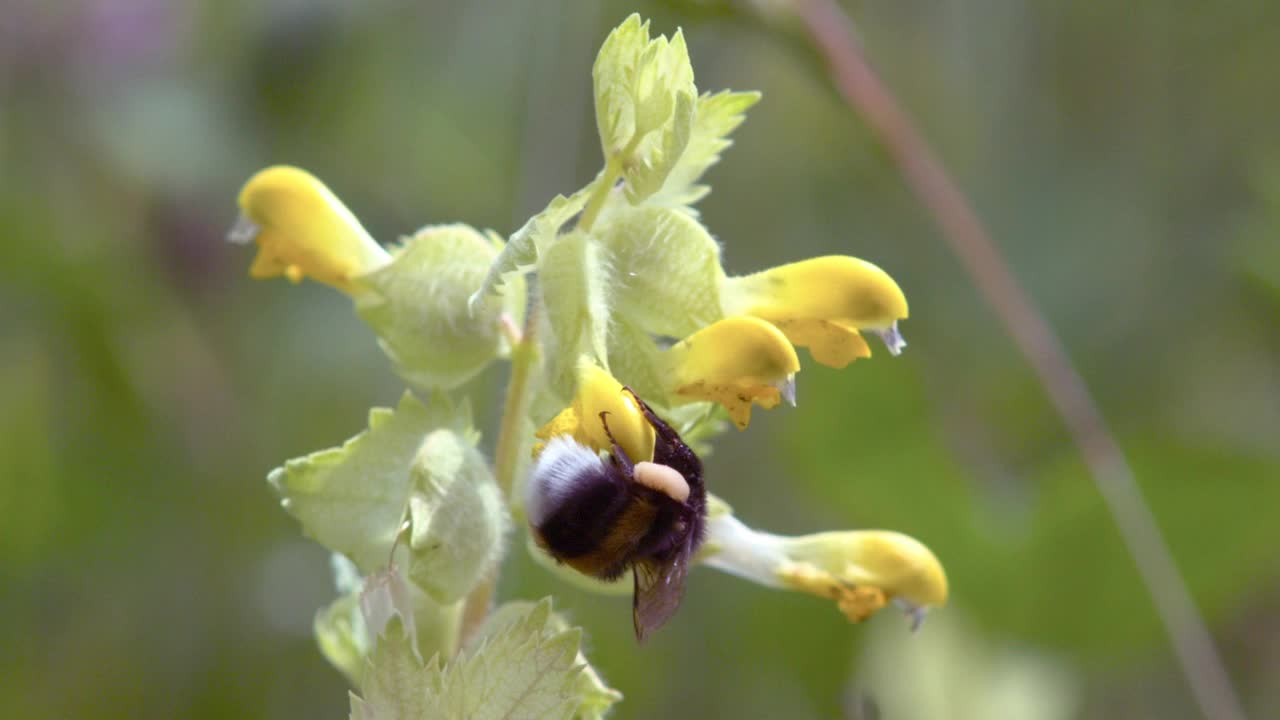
[458,146,618,647]
[578,158,622,232]
[459,297,542,645]
[787,2,1245,719]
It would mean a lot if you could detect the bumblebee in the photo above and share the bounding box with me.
[525,391,707,642]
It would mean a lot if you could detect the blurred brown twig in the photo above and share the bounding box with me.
[785,1,1246,718]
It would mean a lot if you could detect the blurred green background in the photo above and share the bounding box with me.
[3,1,1279,718]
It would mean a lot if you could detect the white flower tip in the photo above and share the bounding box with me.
[873,321,907,356]
[896,598,928,632]
[226,213,259,245]
[776,374,798,407]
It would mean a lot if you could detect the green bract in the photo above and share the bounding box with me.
[537,230,612,400]
[471,188,590,307]
[357,224,521,390]
[269,392,506,604]
[406,430,507,603]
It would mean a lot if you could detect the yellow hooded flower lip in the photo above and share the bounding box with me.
[535,361,656,463]
[662,316,801,429]
[229,166,391,293]
[721,255,909,368]
[701,513,947,629]
[777,530,948,622]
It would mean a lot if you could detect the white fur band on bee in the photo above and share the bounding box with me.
[525,436,606,526]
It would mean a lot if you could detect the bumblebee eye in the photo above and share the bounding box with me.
[525,436,610,526]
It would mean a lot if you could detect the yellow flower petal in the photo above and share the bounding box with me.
[777,562,889,622]
[722,255,908,368]
[231,166,390,293]
[534,361,656,463]
[663,316,800,429]
[702,514,946,628]
[779,530,948,611]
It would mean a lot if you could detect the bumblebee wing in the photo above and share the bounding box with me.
[632,538,693,643]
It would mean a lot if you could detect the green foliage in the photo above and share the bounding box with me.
[349,600,616,720]
[471,188,591,307]
[594,204,724,338]
[592,13,697,203]
[357,224,521,390]
[405,430,508,603]
[651,90,761,211]
[537,230,613,398]
[269,392,505,606]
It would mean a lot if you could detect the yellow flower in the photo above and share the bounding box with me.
[721,255,909,368]
[535,361,656,463]
[228,166,391,293]
[702,511,947,628]
[661,316,800,429]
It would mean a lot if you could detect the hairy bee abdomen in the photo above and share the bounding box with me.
[527,437,664,579]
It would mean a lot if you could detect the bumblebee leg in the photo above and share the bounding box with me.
[598,411,636,475]
[620,387,702,480]
[620,386,680,441]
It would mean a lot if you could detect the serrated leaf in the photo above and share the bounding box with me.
[408,598,614,720]
[357,224,519,390]
[471,188,591,307]
[269,392,500,607]
[537,230,613,399]
[595,204,724,339]
[350,617,431,720]
[320,563,464,690]
[592,14,698,202]
[624,89,695,203]
[269,392,452,573]
[473,600,623,720]
[651,90,760,211]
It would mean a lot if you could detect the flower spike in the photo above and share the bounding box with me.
[230,165,390,293]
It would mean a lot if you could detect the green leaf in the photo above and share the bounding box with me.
[594,204,724,339]
[537,230,613,399]
[405,430,509,603]
[350,599,613,720]
[320,561,464,687]
[270,392,502,608]
[470,188,591,307]
[357,224,520,390]
[651,90,761,211]
[605,318,669,405]
[350,617,431,720]
[592,14,698,203]
[316,586,368,687]
[623,90,694,203]
[472,600,624,720]
[269,392,449,573]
